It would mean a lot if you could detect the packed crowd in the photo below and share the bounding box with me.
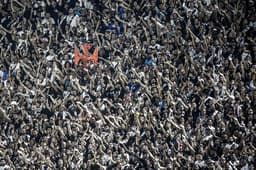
[0,0,256,169]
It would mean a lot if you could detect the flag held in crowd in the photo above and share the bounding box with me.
[74,43,98,65]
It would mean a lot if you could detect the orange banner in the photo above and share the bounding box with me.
[74,43,98,65]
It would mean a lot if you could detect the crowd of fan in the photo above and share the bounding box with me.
[0,0,256,169]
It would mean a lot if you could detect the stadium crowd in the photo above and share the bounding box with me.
[0,0,255,169]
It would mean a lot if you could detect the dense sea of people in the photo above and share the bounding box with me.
[0,0,255,169]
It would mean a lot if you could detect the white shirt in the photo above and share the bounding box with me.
[0,70,3,79]
[241,164,249,170]
[70,15,80,28]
